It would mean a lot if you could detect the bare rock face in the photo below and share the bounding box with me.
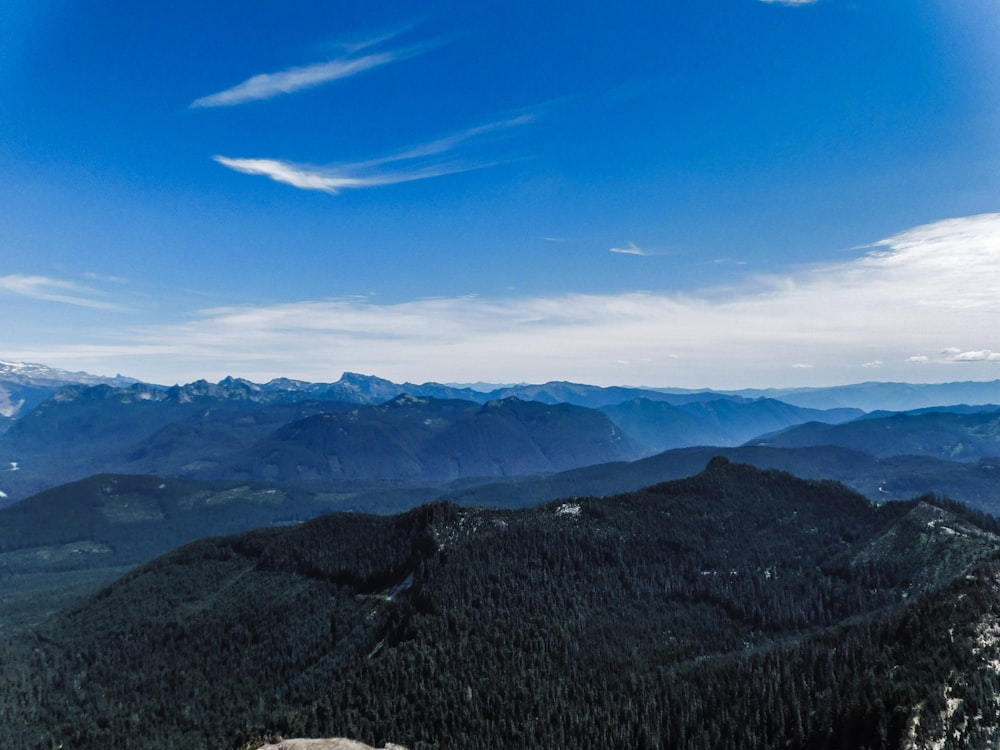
[256,740,408,750]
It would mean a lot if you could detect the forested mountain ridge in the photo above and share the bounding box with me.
[444,444,1000,517]
[3,459,1000,749]
[6,442,1000,631]
[5,365,995,507]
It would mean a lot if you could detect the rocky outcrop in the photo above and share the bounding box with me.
[257,740,407,750]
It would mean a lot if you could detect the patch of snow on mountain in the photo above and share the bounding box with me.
[0,397,24,418]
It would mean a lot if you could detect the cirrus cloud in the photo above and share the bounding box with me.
[213,114,534,194]
[190,29,436,108]
[610,242,649,256]
[191,53,398,108]
[0,274,122,310]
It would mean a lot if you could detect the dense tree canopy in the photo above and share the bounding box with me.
[2,460,999,749]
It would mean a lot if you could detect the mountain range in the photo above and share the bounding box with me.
[3,367,998,507]
[0,384,643,502]
[0,370,861,504]
[6,359,1000,418]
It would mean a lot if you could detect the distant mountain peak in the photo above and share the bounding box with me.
[338,372,397,387]
[0,359,137,387]
[218,375,261,392]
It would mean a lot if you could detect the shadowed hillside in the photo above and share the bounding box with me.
[0,473,461,629]
[220,395,639,482]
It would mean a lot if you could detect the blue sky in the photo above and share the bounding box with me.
[1,0,998,388]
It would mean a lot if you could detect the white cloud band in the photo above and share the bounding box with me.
[13,214,1000,388]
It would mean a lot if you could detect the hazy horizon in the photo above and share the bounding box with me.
[7,355,1000,395]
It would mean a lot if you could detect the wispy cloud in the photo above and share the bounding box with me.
[191,30,434,108]
[758,0,819,5]
[0,275,122,310]
[19,214,1000,388]
[84,271,129,284]
[361,115,533,166]
[191,54,394,108]
[212,157,377,193]
[213,115,534,194]
[610,242,652,256]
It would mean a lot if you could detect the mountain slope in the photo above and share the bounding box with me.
[600,397,861,453]
[750,408,1000,461]
[0,473,465,629]
[3,460,999,749]
[224,395,639,482]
